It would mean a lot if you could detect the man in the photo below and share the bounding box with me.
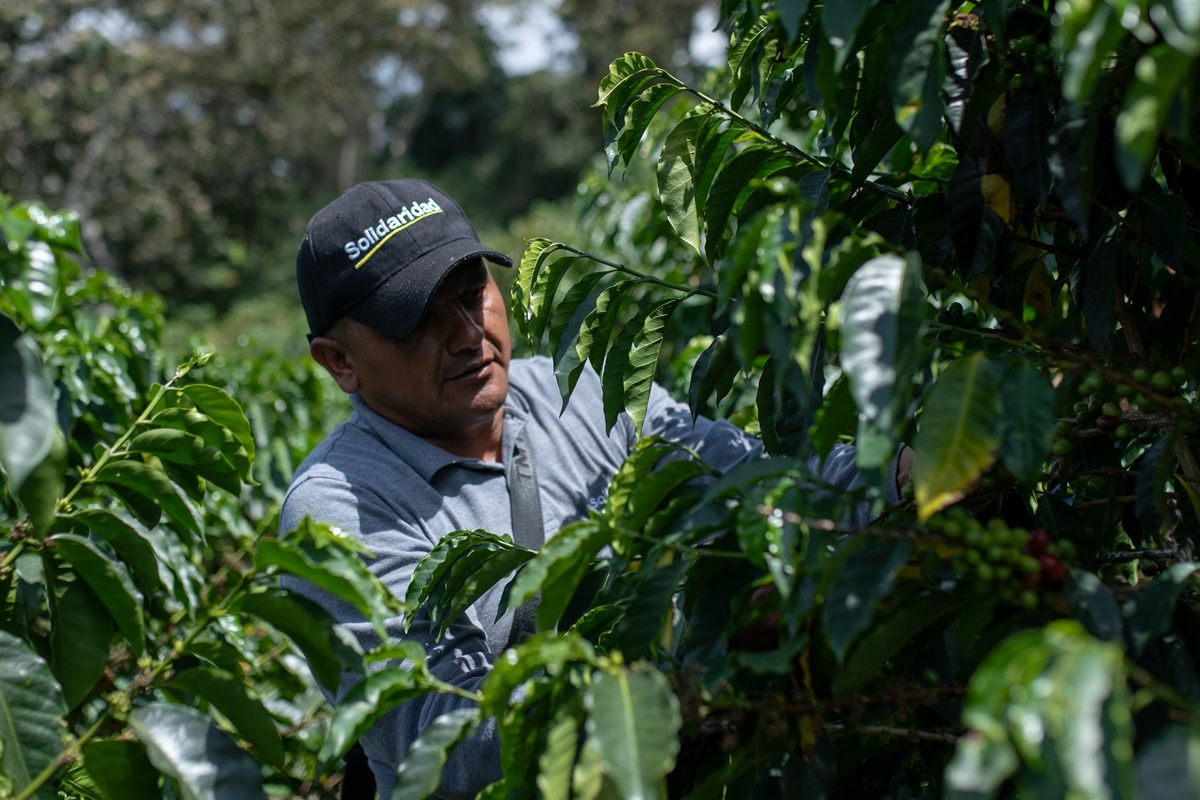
[280,178,908,799]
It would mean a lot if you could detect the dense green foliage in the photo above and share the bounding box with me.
[3,1,1200,799]
[0,0,712,323]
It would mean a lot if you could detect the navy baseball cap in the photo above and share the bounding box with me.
[296,178,512,340]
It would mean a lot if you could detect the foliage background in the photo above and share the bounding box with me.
[4,1,1200,799]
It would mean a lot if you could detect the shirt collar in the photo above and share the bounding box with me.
[348,393,532,483]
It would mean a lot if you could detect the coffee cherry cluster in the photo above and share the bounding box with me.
[935,301,980,344]
[998,33,1055,90]
[924,508,1074,608]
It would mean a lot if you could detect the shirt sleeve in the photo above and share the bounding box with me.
[279,473,505,800]
[640,381,903,525]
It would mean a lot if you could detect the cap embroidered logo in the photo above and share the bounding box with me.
[343,198,444,265]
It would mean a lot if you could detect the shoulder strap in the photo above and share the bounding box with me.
[506,425,544,648]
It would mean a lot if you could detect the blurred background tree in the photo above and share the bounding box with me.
[0,0,718,352]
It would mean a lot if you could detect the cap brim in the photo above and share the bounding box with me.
[345,238,512,338]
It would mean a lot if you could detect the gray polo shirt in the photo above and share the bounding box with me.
[279,356,896,799]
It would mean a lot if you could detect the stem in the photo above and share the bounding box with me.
[684,90,914,205]
[1097,547,1188,565]
[825,722,963,746]
[554,244,718,300]
[60,381,174,510]
[14,528,264,799]
[12,715,109,800]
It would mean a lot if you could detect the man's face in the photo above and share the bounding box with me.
[335,259,512,447]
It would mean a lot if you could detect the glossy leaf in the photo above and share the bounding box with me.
[427,542,533,639]
[236,587,361,691]
[178,384,256,471]
[515,238,556,336]
[61,508,161,594]
[46,533,146,655]
[887,0,950,153]
[94,458,203,539]
[256,534,397,635]
[528,255,582,345]
[480,632,596,720]
[912,353,1003,520]
[393,708,480,800]
[405,529,519,625]
[319,668,428,765]
[614,82,685,172]
[597,52,662,107]
[585,666,680,800]
[538,697,584,800]
[128,703,266,800]
[499,520,609,630]
[657,114,706,258]
[126,427,241,494]
[0,315,58,494]
[167,667,285,768]
[686,332,738,418]
[601,301,655,434]
[702,146,794,264]
[0,630,68,796]
[839,253,926,471]
[622,299,682,436]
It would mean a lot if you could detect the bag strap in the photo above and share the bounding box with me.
[506,424,544,648]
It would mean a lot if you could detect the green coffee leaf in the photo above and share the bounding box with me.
[319,668,429,766]
[0,630,68,796]
[0,315,58,494]
[128,703,265,800]
[94,458,203,539]
[912,352,1003,521]
[81,739,162,800]
[166,667,284,768]
[823,537,911,663]
[585,666,680,800]
[47,533,146,655]
[236,587,361,690]
[126,427,241,495]
[46,556,112,710]
[62,508,162,594]
[392,708,481,800]
[498,520,609,628]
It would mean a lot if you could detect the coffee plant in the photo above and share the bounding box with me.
[4,1,1200,799]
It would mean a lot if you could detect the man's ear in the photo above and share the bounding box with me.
[310,336,360,394]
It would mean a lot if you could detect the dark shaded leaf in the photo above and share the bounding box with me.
[46,533,146,654]
[46,556,112,710]
[94,459,203,539]
[167,667,285,768]
[823,537,911,663]
[82,739,163,800]
[236,587,361,690]
[999,362,1056,484]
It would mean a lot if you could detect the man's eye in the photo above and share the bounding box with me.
[463,287,485,304]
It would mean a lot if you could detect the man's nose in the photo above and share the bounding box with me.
[444,301,485,350]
